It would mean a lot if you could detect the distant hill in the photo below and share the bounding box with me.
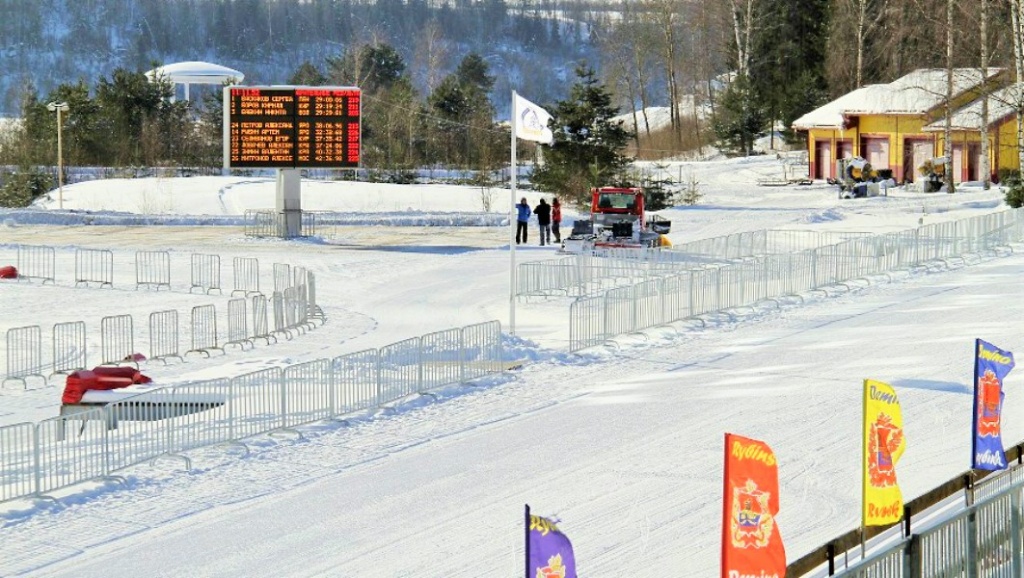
[0,0,615,117]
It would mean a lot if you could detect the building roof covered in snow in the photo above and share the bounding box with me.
[792,68,1003,130]
[923,83,1024,132]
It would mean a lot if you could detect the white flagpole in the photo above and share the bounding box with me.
[510,90,518,336]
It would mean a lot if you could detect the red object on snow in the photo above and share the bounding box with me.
[0,265,17,279]
[62,366,153,404]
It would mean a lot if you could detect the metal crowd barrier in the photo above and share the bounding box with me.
[135,250,171,290]
[52,321,86,377]
[243,209,320,238]
[148,310,182,363]
[3,325,45,388]
[187,304,221,357]
[100,314,134,365]
[16,245,55,283]
[2,248,328,385]
[232,256,260,297]
[225,298,252,350]
[834,482,1024,577]
[0,320,503,505]
[74,248,114,287]
[568,208,1024,351]
[190,253,222,294]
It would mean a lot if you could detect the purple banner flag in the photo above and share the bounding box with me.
[972,339,1015,471]
[528,513,577,578]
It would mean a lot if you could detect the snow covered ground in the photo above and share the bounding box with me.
[0,157,1020,577]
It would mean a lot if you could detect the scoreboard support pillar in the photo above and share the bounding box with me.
[276,169,302,238]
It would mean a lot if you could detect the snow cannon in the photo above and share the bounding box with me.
[845,157,874,182]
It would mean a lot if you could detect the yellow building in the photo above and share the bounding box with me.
[793,69,1006,184]
[922,83,1024,182]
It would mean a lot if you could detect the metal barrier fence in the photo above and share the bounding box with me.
[52,321,86,377]
[2,248,327,384]
[16,245,55,283]
[135,250,171,290]
[274,263,291,293]
[3,325,45,388]
[243,209,320,238]
[225,298,252,350]
[0,320,504,505]
[100,314,134,365]
[190,253,221,294]
[232,256,260,297]
[569,208,1024,351]
[833,482,1024,577]
[188,304,221,357]
[517,230,881,301]
[74,248,114,287]
[149,310,182,363]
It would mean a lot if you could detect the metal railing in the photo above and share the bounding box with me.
[2,248,323,384]
[569,209,1024,351]
[0,320,503,505]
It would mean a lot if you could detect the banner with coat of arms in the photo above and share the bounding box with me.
[972,339,1015,471]
[863,379,905,527]
[527,510,576,578]
[721,433,786,578]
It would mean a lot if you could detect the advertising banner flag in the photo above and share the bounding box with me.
[527,511,577,578]
[513,93,554,145]
[721,433,786,578]
[863,379,905,527]
[972,339,1015,471]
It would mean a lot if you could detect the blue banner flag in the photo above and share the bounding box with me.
[528,513,577,578]
[972,339,1015,471]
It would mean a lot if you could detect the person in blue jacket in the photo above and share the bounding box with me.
[515,197,531,245]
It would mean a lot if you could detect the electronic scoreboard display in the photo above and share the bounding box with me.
[223,86,361,169]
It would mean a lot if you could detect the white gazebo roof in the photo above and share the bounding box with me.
[145,61,244,85]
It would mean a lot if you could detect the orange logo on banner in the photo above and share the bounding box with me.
[721,434,786,578]
[866,414,903,488]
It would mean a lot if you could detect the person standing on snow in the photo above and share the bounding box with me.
[533,198,552,246]
[551,197,562,244]
[515,197,532,245]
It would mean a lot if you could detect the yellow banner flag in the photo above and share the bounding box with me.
[863,379,906,526]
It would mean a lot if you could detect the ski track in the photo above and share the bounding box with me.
[1,242,1022,576]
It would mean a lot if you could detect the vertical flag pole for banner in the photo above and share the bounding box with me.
[524,503,531,578]
[509,90,519,336]
[860,378,867,559]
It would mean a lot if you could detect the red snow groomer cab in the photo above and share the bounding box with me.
[560,187,671,255]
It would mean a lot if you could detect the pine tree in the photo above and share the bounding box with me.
[530,63,633,207]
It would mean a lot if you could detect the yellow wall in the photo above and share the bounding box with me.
[996,117,1021,174]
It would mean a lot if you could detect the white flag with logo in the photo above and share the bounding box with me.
[514,93,554,144]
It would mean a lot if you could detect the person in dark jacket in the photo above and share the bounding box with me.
[551,197,562,243]
[533,198,552,246]
[515,197,531,245]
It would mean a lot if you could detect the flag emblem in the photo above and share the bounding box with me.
[867,413,903,488]
[977,370,1003,436]
[731,479,775,549]
[536,553,567,578]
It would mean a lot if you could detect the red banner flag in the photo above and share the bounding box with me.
[721,433,786,578]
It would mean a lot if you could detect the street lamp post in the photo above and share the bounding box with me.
[47,101,69,209]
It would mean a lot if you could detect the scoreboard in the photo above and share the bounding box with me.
[223,86,361,169]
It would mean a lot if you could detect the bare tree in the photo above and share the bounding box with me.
[980,0,991,189]
[944,0,956,194]
[643,0,684,144]
[731,0,756,78]
[413,19,449,95]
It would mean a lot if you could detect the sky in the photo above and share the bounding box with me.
[0,155,1021,577]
